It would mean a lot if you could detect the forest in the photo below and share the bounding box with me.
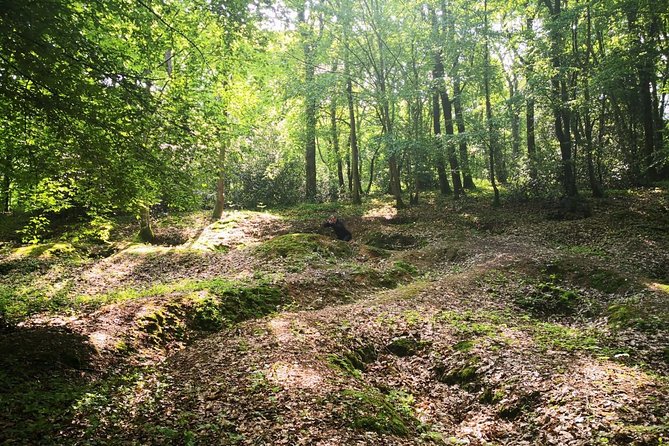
[0,0,668,444]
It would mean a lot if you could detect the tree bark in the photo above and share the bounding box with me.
[212,143,226,219]
[329,96,345,191]
[439,88,463,198]
[484,0,500,206]
[454,79,475,189]
[1,155,10,213]
[139,205,154,243]
[346,76,362,204]
[299,2,318,201]
[543,0,577,197]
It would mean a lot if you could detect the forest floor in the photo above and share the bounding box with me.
[1,187,668,445]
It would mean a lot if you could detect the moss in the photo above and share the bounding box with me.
[328,354,363,379]
[341,388,418,436]
[479,387,505,405]
[589,270,629,293]
[257,233,353,260]
[530,322,599,352]
[380,261,419,288]
[190,297,224,331]
[514,281,584,317]
[435,357,481,391]
[607,303,668,331]
[139,306,186,345]
[365,232,422,250]
[453,340,474,352]
[386,336,429,357]
[328,344,378,377]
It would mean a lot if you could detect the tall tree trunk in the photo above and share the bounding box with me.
[212,143,226,219]
[139,205,154,243]
[329,96,345,191]
[299,3,318,201]
[525,17,538,182]
[507,77,521,159]
[526,95,537,181]
[454,79,475,189]
[366,146,380,194]
[1,155,10,213]
[583,6,603,197]
[430,8,451,196]
[543,0,577,197]
[439,88,463,198]
[433,92,451,195]
[484,0,500,206]
[346,76,362,204]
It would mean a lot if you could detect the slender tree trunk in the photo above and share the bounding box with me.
[329,96,345,191]
[299,3,318,201]
[439,88,463,198]
[484,0,500,206]
[429,7,451,196]
[433,92,451,195]
[454,79,475,189]
[508,77,521,159]
[525,17,538,182]
[346,76,362,204]
[212,143,226,219]
[544,0,577,197]
[526,96,537,181]
[583,6,603,197]
[139,205,154,243]
[1,155,10,213]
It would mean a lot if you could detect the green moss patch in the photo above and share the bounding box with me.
[365,232,422,250]
[435,357,482,391]
[340,388,419,436]
[514,282,584,317]
[607,302,669,332]
[386,336,429,357]
[257,233,353,260]
[380,261,419,288]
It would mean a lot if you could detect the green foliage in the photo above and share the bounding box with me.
[327,353,363,379]
[19,216,51,244]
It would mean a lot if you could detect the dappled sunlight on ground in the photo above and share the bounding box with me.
[362,203,397,220]
[189,210,287,251]
[267,361,324,389]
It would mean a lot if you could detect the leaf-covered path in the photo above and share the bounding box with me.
[1,189,668,445]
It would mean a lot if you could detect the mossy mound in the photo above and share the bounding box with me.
[607,302,669,332]
[514,281,588,317]
[257,233,353,260]
[435,357,482,391]
[365,232,422,250]
[380,261,419,288]
[386,336,429,357]
[188,282,285,330]
[340,388,419,436]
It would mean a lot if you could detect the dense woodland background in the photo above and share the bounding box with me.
[0,0,667,239]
